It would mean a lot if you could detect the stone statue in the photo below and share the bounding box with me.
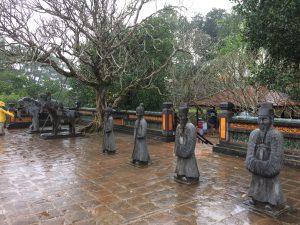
[38,93,80,135]
[16,97,41,132]
[131,103,150,165]
[102,104,116,154]
[174,103,200,184]
[246,102,285,210]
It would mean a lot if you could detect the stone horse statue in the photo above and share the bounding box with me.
[38,93,80,135]
[16,97,41,132]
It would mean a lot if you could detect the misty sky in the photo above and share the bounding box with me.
[140,0,236,18]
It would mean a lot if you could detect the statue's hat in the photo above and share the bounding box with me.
[179,103,189,115]
[258,102,274,117]
[105,104,113,114]
[136,103,144,116]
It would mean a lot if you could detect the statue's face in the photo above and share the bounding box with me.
[179,111,188,126]
[136,107,143,118]
[38,95,47,107]
[105,111,111,118]
[16,100,24,109]
[136,113,142,119]
[258,115,271,131]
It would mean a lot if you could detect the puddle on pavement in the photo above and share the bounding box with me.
[0,130,299,224]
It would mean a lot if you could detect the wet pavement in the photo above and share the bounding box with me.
[0,129,300,225]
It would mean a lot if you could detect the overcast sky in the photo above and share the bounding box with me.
[140,0,236,18]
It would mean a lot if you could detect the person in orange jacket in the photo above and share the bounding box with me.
[0,101,15,135]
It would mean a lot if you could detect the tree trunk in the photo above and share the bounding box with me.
[81,88,106,133]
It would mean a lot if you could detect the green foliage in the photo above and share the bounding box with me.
[0,69,31,103]
[190,13,204,31]
[0,93,23,104]
[234,0,300,62]
[203,8,228,39]
[67,78,96,107]
[165,52,199,106]
[217,12,243,40]
[217,33,245,55]
[249,60,300,101]
[0,69,28,95]
[234,0,300,101]
[0,68,75,105]
[109,8,178,108]
[119,88,165,111]
[216,12,246,55]
[129,9,175,69]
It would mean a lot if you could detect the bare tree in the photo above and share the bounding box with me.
[207,51,266,112]
[165,16,214,107]
[0,0,182,129]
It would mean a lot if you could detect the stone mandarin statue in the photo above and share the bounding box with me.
[174,103,200,184]
[131,103,150,165]
[246,102,285,210]
[102,104,116,154]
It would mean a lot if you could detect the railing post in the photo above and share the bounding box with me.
[218,102,234,143]
[162,102,174,138]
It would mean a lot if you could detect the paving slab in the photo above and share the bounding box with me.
[0,129,299,225]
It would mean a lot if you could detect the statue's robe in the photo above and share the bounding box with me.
[132,118,150,162]
[175,122,200,179]
[246,128,285,206]
[102,115,116,153]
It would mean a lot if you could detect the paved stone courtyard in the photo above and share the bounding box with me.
[0,129,299,225]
